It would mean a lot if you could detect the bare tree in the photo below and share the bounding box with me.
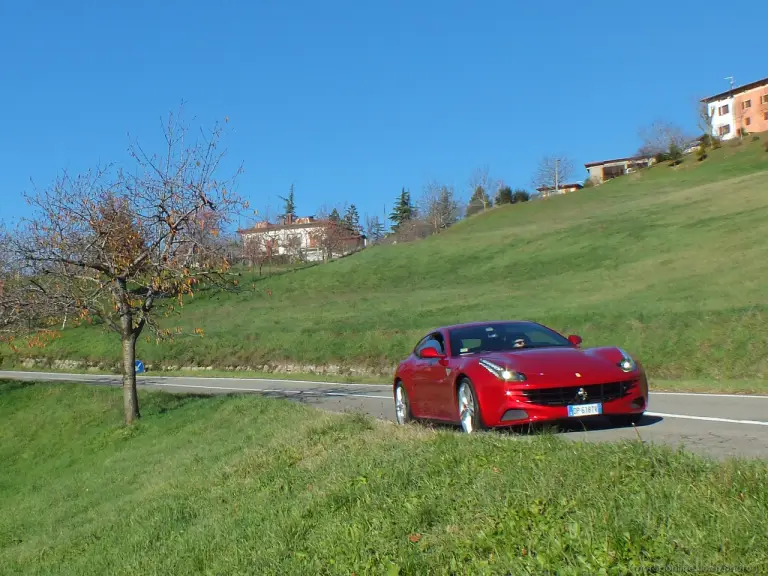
[364,214,386,244]
[284,232,305,263]
[384,219,432,243]
[734,99,750,141]
[0,234,81,334]
[697,100,715,139]
[533,155,574,196]
[637,120,690,157]
[238,206,286,274]
[8,108,246,425]
[0,243,41,334]
[467,166,496,211]
[242,229,278,276]
[419,180,461,234]
[310,206,361,261]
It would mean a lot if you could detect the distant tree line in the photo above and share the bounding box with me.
[241,165,536,254]
[381,167,532,244]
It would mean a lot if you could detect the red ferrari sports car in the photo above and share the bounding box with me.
[393,320,648,433]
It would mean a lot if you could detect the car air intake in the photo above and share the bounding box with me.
[522,380,635,407]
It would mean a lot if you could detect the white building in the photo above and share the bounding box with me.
[707,95,736,140]
[237,215,366,263]
[701,76,768,141]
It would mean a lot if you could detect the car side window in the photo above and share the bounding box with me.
[525,326,563,346]
[414,336,429,357]
[416,333,445,358]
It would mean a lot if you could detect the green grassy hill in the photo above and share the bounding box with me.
[2,380,767,574]
[6,138,768,383]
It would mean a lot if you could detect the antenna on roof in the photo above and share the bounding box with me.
[725,76,735,90]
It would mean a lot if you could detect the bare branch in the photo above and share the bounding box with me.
[532,156,574,197]
[419,181,460,233]
[637,120,690,157]
[6,106,246,425]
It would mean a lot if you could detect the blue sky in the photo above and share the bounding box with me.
[1,0,765,231]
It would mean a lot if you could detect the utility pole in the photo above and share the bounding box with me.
[555,158,559,196]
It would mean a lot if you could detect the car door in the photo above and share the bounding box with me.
[416,332,452,419]
[408,336,434,416]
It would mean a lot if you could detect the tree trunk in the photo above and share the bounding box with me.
[121,332,140,425]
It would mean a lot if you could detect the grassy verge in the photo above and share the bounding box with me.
[1,380,766,575]
[0,364,389,384]
[4,138,768,383]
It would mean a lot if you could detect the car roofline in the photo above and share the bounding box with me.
[434,320,537,332]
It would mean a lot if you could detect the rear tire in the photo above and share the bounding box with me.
[457,378,487,433]
[394,381,413,425]
[608,412,644,427]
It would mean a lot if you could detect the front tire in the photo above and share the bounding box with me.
[394,381,413,425]
[457,378,486,433]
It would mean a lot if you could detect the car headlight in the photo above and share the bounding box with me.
[479,359,527,382]
[617,349,637,372]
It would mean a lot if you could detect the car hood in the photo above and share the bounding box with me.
[478,347,629,385]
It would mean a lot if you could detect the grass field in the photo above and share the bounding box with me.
[1,379,766,575]
[4,137,768,385]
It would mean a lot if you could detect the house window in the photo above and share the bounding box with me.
[742,99,752,109]
[719,104,729,115]
[718,124,731,136]
[762,94,768,104]
[764,111,768,121]
[745,117,751,126]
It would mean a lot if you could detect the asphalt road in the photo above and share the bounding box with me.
[3,370,768,460]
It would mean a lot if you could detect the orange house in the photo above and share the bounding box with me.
[733,86,768,136]
[702,76,768,139]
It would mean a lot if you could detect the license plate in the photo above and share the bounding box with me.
[567,403,602,417]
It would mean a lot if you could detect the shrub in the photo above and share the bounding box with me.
[700,133,722,149]
[764,140,768,153]
[751,135,760,142]
[381,219,432,244]
[668,143,684,166]
[696,144,708,162]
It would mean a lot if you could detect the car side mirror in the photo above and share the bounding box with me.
[420,346,445,359]
[568,335,583,347]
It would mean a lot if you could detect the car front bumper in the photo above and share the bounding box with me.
[486,378,648,427]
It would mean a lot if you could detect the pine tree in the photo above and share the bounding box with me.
[389,188,415,231]
[328,208,341,223]
[343,204,361,234]
[279,184,297,222]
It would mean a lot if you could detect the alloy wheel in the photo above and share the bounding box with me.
[395,384,409,425]
[458,382,476,433]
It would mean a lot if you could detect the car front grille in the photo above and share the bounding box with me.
[521,380,635,407]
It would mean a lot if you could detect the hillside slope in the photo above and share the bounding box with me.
[7,138,768,381]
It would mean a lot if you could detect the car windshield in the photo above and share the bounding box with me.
[448,322,572,356]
